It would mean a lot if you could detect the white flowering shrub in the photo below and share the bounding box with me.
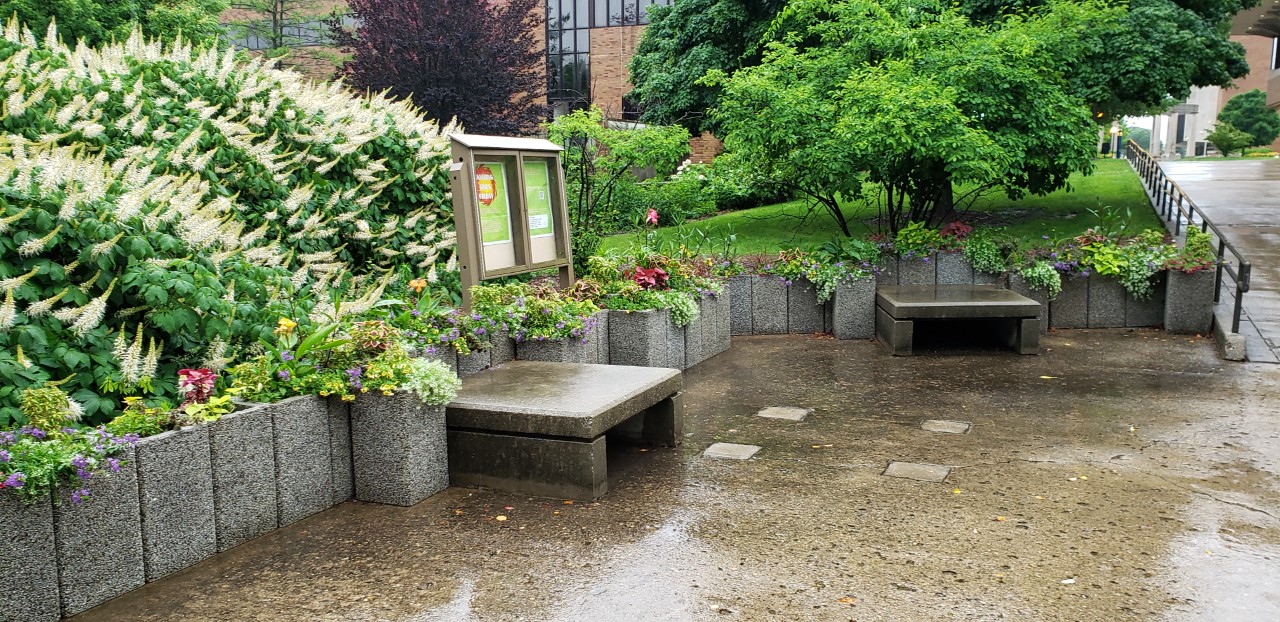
[0,20,459,424]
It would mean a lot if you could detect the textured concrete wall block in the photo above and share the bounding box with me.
[54,446,144,616]
[787,278,825,334]
[936,252,975,285]
[0,493,59,621]
[1049,275,1088,329]
[135,426,215,581]
[350,393,448,506]
[457,348,491,377]
[667,315,688,370]
[898,255,938,286]
[327,397,354,505]
[608,308,670,367]
[210,405,278,552]
[517,337,592,363]
[489,325,516,366]
[1126,273,1166,328]
[833,277,876,340]
[271,395,334,527]
[587,309,610,365]
[973,270,1007,287]
[875,257,900,287]
[727,275,753,335]
[1087,276,1128,328]
[1165,270,1215,334]
[751,275,788,335]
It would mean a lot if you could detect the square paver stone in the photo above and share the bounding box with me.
[704,443,761,460]
[921,420,971,434]
[883,461,951,483]
[757,406,812,422]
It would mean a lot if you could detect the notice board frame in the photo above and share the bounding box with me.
[449,134,575,309]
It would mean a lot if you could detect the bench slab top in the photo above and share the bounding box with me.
[877,285,1040,319]
[446,361,682,439]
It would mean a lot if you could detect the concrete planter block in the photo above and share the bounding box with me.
[609,308,671,367]
[270,395,334,527]
[135,426,215,582]
[685,298,707,368]
[210,405,278,552]
[1049,275,1088,329]
[1126,272,1167,327]
[833,277,876,339]
[667,314,688,370]
[327,398,354,505]
[54,446,144,616]
[1087,276,1128,328]
[787,277,825,334]
[517,336,592,363]
[427,348,458,374]
[586,309,610,365]
[973,270,1006,287]
[1165,270,1215,334]
[1008,274,1050,334]
[350,392,449,506]
[704,292,731,359]
[875,257,899,287]
[1,493,59,622]
[457,348,491,377]
[936,252,975,285]
[489,325,516,366]
[751,275,788,335]
[823,299,834,334]
[727,275,753,335]
[898,255,937,285]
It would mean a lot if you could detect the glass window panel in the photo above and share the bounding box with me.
[576,29,589,52]
[547,0,559,26]
[624,0,638,24]
[576,0,589,28]
[562,58,578,93]
[608,0,622,26]
[639,0,651,24]
[578,54,591,99]
[593,0,608,27]
[561,31,574,53]
[547,33,559,54]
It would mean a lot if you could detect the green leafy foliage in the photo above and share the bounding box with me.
[0,21,457,424]
[1206,122,1255,157]
[545,106,691,270]
[709,0,1101,235]
[0,0,229,49]
[0,424,135,503]
[1166,227,1217,274]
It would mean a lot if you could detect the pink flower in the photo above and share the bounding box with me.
[646,208,659,225]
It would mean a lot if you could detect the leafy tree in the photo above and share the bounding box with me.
[333,0,547,135]
[0,0,229,48]
[627,0,785,135]
[1217,89,1280,147]
[545,107,690,267]
[630,0,1253,128]
[1206,122,1252,156]
[1127,126,1153,152]
[226,0,343,71]
[710,0,1100,235]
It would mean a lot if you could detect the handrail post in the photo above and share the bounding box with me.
[1214,239,1225,304]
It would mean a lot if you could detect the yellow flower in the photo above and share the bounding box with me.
[409,278,428,293]
[274,317,297,335]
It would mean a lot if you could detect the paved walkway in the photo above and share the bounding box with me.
[1160,159,1280,363]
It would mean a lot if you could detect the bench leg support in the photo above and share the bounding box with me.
[610,392,684,447]
[876,306,914,356]
[447,430,608,501]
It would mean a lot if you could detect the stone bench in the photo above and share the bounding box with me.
[445,361,683,500]
[876,285,1041,355]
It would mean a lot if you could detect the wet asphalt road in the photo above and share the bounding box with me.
[71,332,1280,622]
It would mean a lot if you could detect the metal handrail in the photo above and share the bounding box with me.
[1123,140,1251,333]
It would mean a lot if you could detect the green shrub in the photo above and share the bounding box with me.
[403,358,461,405]
[0,21,456,424]
[1018,260,1062,299]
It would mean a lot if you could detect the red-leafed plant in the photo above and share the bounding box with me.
[626,266,670,290]
[177,368,217,407]
[333,0,548,136]
[940,221,974,240]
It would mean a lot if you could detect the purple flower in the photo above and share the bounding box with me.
[1042,235,1050,240]
[20,426,46,440]
[3,472,25,488]
[280,351,295,362]
[411,309,421,317]
[70,488,89,505]
[0,431,14,445]
[71,455,90,470]
[475,327,487,336]
[107,458,121,473]
[278,370,291,381]
[0,449,8,463]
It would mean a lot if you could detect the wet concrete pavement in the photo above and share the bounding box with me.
[72,334,1280,622]
[1160,159,1280,363]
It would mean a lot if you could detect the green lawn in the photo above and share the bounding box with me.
[601,159,1163,255]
